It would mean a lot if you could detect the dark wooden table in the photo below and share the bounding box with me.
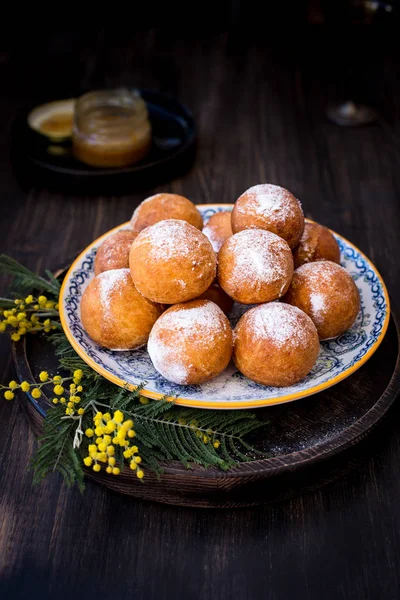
[1,30,400,600]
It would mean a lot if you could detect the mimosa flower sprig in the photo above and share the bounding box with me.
[0,295,60,341]
[0,253,62,341]
[1,368,83,408]
[0,254,269,492]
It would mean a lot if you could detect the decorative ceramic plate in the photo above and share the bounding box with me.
[59,204,390,409]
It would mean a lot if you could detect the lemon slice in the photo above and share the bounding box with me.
[28,99,76,141]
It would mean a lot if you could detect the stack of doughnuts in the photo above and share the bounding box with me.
[81,186,360,388]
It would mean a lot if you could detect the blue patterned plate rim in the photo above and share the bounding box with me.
[59,204,391,409]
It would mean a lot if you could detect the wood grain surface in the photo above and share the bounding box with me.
[1,28,400,600]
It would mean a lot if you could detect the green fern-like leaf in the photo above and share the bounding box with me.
[0,254,270,490]
[50,332,76,355]
[30,329,270,491]
[0,254,60,297]
[51,332,100,379]
[44,269,61,292]
[32,408,85,492]
[92,387,268,471]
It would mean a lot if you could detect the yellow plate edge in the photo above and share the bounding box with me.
[59,205,391,409]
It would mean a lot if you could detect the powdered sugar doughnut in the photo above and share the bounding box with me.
[202,211,233,253]
[231,184,304,248]
[283,261,360,340]
[131,193,203,232]
[81,269,163,350]
[233,303,320,387]
[293,221,340,269]
[94,229,138,275]
[129,219,216,304]
[218,229,294,304]
[148,299,233,385]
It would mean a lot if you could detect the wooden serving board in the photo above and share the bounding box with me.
[12,311,400,508]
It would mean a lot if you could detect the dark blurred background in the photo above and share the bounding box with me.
[2,4,400,600]
[1,0,399,126]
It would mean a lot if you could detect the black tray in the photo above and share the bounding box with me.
[11,89,196,194]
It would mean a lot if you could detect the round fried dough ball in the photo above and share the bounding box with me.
[283,261,360,340]
[147,299,233,385]
[129,219,216,304]
[233,302,320,387]
[231,183,304,248]
[130,193,203,232]
[197,283,234,315]
[81,269,163,350]
[217,229,294,304]
[94,229,138,275]
[293,221,340,269]
[202,211,233,253]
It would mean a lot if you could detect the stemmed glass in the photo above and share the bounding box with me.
[325,0,394,126]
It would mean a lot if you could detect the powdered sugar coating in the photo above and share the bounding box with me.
[130,193,203,232]
[133,219,211,261]
[237,302,316,349]
[148,301,231,384]
[203,223,222,253]
[293,261,343,323]
[202,212,233,253]
[293,222,340,269]
[155,302,228,338]
[82,267,163,352]
[218,229,293,303]
[309,291,326,317]
[99,231,135,260]
[94,230,137,275]
[234,302,320,387]
[225,230,288,284]
[232,184,304,248]
[130,219,216,304]
[130,194,170,225]
[98,268,131,312]
[237,184,302,222]
[298,232,314,262]
[284,260,361,341]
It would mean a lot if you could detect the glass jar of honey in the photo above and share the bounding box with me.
[72,89,151,168]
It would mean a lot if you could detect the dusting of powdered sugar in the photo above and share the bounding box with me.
[100,230,136,259]
[297,226,314,259]
[159,302,228,335]
[224,229,290,290]
[309,292,326,316]
[238,184,302,222]
[294,261,342,322]
[202,224,221,253]
[147,301,230,384]
[242,303,313,348]
[130,194,161,220]
[134,219,210,261]
[203,213,232,253]
[98,268,130,312]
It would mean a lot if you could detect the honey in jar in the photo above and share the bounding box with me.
[72,89,152,168]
